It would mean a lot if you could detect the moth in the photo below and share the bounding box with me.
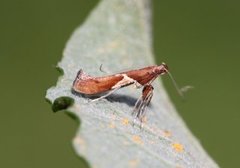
[72,63,181,121]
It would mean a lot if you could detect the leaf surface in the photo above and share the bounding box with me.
[46,0,219,167]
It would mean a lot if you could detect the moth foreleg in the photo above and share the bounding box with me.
[132,84,154,121]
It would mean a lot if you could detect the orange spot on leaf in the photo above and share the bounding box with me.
[132,135,143,144]
[128,159,140,168]
[141,116,148,124]
[172,143,184,152]
[121,118,129,125]
[163,130,172,137]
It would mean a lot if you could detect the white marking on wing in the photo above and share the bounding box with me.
[111,74,142,89]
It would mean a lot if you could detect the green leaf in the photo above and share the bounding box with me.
[46,0,219,167]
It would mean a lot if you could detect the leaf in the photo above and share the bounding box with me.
[46,0,219,168]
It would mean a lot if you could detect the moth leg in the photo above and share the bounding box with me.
[132,96,142,115]
[138,90,153,121]
[90,87,120,102]
[133,80,142,89]
[132,84,154,121]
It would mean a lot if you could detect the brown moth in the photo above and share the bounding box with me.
[72,63,169,121]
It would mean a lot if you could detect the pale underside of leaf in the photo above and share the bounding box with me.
[46,0,219,168]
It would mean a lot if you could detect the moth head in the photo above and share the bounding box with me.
[154,63,169,75]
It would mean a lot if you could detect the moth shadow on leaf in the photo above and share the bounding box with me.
[107,93,153,108]
[105,93,138,107]
[72,89,152,108]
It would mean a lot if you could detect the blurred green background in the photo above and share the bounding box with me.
[0,0,239,168]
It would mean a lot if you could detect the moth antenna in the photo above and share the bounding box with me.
[99,64,105,73]
[180,85,194,93]
[165,69,185,98]
[99,64,110,73]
